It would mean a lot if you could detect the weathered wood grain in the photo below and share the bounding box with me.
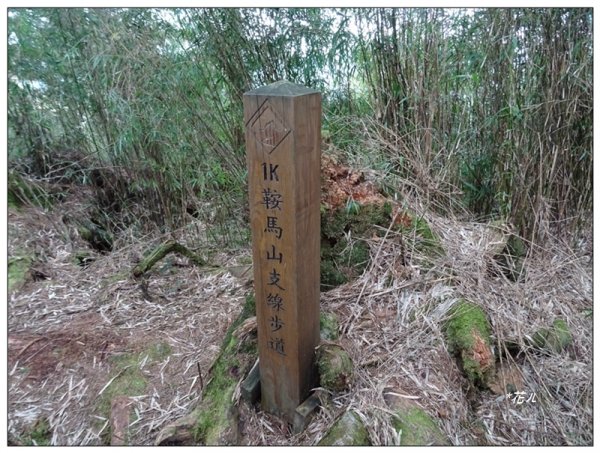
[244,81,321,420]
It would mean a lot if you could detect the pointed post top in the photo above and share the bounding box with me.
[244,80,320,97]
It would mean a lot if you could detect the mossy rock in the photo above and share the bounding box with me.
[399,213,445,258]
[320,256,349,289]
[317,343,353,392]
[322,235,370,285]
[78,220,113,252]
[190,293,257,445]
[320,312,340,341]
[8,255,33,292]
[531,319,572,353]
[393,406,450,445]
[320,203,444,288]
[318,411,370,446]
[493,234,527,281]
[321,239,370,290]
[384,389,450,445]
[444,300,494,387]
[321,202,392,241]
[133,240,206,278]
[154,317,247,445]
[506,234,527,258]
[320,202,391,290]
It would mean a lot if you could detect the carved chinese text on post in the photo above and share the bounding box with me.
[247,101,291,154]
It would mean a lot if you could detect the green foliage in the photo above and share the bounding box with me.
[8,170,54,209]
[398,212,445,259]
[8,8,592,246]
[506,234,527,258]
[460,153,497,215]
[355,8,592,239]
[322,202,392,241]
[77,220,114,252]
[320,253,349,289]
[493,233,527,281]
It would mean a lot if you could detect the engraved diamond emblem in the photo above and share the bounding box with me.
[249,102,290,154]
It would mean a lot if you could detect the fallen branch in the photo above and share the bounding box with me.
[132,240,206,278]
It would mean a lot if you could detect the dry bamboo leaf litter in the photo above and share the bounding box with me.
[8,191,592,445]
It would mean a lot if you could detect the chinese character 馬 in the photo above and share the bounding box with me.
[265,216,283,239]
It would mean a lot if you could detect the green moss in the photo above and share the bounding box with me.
[506,234,527,258]
[322,239,370,290]
[342,240,370,269]
[320,312,340,341]
[445,301,491,352]
[8,255,32,292]
[322,202,391,239]
[319,202,444,287]
[444,300,494,386]
[247,293,256,315]
[193,293,256,444]
[77,220,113,252]
[532,318,572,353]
[320,258,348,289]
[73,250,95,267]
[194,362,237,444]
[96,352,147,444]
[21,418,52,446]
[96,340,177,443]
[461,356,484,384]
[493,234,527,281]
[392,406,450,446]
[321,202,390,290]
[318,411,370,446]
[8,189,21,209]
[398,213,445,259]
[146,342,172,362]
[239,255,253,265]
[317,344,353,392]
[100,355,147,409]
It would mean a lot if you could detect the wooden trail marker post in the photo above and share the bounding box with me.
[244,81,321,424]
